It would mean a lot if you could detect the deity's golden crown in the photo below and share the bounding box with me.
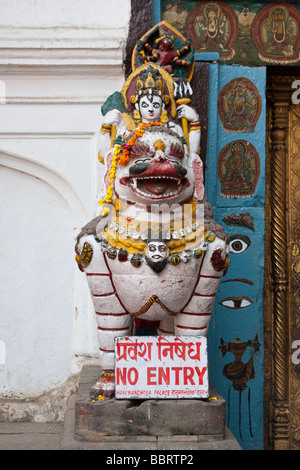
[131,66,170,106]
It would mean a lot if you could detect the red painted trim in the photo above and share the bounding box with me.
[103,253,130,315]
[199,274,220,280]
[97,326,129,331]
[86,272,110,276]
[99,347,114,353]
[92,292,116,297]
[181,312,211,316]
[181,252,206,311]
[96,312,129,317]
[175,324,207,330]
[194,292,216,298]
[157,328,173,335]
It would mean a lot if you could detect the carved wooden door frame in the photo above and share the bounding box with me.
[265,73,300,450]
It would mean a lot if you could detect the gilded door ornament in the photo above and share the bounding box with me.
[264,76,300,449]
[217,140,260,198]
[218,78,262,133]
[268,86,290,450]
[288,105,300,449]
[185,1,239,60]
[252,3,300,64]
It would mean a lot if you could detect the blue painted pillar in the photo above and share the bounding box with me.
[206,63,266,450]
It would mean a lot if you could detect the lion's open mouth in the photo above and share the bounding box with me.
[120,175,189,199]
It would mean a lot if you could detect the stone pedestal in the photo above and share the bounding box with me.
[60,366,242,450]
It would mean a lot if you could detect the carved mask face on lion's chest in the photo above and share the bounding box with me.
[111,128,195,207]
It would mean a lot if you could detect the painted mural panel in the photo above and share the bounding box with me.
[162,0,300,65]
[217,140,261,198]
[204,63,266,450]
[218,77,262,133]
[208,206,265,449]
[252,2,300,64]
[206,64,266,208]
[185,0,239,60]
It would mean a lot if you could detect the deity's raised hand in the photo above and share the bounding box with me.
[103,109,122,127]
[177,104,199,122]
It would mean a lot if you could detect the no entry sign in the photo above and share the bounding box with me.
[115,336,209,399]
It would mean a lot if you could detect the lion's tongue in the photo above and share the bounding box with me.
[143,179,170,195]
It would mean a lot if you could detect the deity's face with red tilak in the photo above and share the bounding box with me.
[139,95,162,123]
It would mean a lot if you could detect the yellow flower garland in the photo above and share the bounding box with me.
[98,147,119,216]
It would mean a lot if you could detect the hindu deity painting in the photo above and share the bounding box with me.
[217,140,260,198]
[184,1,239,60]
[162,1,300,66]
[218,78,262,133]
[251,2,300,64]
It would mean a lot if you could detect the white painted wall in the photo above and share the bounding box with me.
[0,0,131,420]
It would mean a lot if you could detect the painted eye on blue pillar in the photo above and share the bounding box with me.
[229,235,251,254]
[219,296,253,309]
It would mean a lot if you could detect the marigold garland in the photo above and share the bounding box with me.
[99,121,162,215]
[98,150,104,164]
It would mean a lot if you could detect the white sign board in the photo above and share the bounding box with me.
[115,336,208,399]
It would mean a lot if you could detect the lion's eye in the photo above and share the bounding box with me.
[134,159,151,164]
[168,142,185,160]
[229,235,251,254]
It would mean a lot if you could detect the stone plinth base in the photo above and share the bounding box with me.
[76,366,225,439]
[60,366,242,450]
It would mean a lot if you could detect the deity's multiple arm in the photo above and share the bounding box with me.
[99,110,126,159]
[176,103,201,156]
